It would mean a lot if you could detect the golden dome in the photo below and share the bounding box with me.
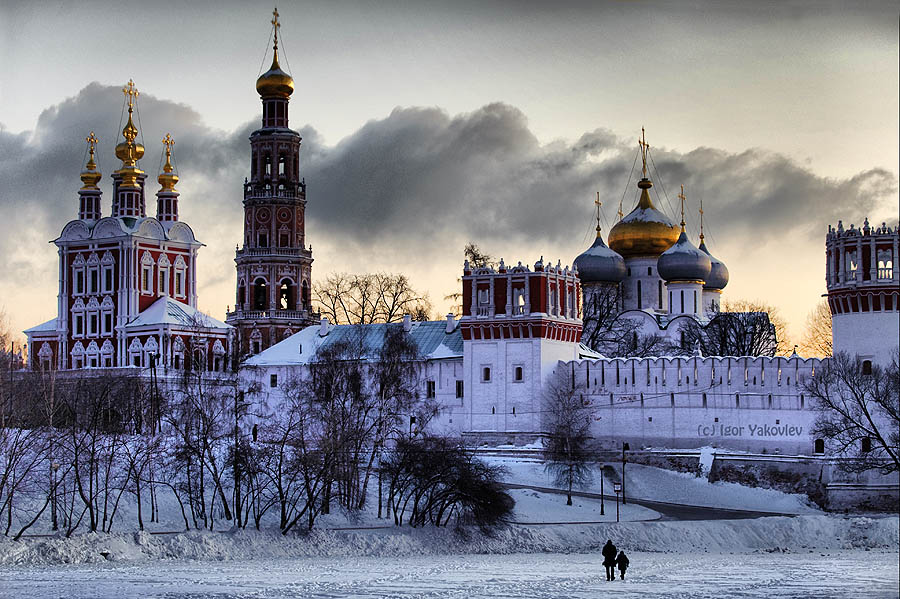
[114,80,145,188]
[256,50,294,99]
[80,131,102,189]
[607,178,679,258]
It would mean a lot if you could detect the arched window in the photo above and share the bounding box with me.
[814,439,825,454]
[253,278,268,310]
[278,278,294,310]
[238,283,246,307]
[301,280,310,311]
[636,280,642,309]
[862,360,872,375]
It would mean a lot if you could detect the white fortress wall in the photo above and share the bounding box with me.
[564,354,828,454]
[832,312,899,366]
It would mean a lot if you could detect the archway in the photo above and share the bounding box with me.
[253,278,268,310]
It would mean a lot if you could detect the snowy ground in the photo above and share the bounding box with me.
[2,550,897,598]
[489,456,820,514]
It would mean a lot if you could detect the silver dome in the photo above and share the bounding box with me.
[657,231,711,282]
[698,241,729,290]
[574,234,626,283]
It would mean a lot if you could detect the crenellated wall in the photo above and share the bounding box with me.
[561,354,829,454]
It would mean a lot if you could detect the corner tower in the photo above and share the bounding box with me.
[227,9,316,356]
[826,219,899,366]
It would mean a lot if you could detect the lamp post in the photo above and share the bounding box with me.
[50,461,59,531]
[621,442,630,505]
[599,458,605,516]
[613,481,622,522]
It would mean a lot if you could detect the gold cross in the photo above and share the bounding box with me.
[162,133,175,172]
[272,7,280,48]
[594,191,602,233]
[85,131,99,157]
[677,184,687,232]
[122,79,139,110]
[638,127,650,177]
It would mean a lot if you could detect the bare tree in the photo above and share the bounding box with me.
[315,272,432,325]
[806,351,899,474]
[799,300,833,357]
[580,286,677,357]
[543,367,594,505]
[681,299,786,357]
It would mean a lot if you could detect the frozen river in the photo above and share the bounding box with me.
[2,550,897,598]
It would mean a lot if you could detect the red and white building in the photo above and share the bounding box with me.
[25,83,231,373]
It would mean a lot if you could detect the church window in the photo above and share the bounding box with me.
[680,290,685,313]
[140,253,154,295]
[482,366,492,382]
[279,279,294,310]
[514,366,524,382]
[877,250,893,280]
[669,291,673,311]
[813,439,824,454]
[658,280,663,309]
[174,269,185,298]
[861,437,872,452]
[258,231,268,247]
[478,288,490,305]
[89,268,99,294]
[636,280,642,309]
[693,290,698,314]
[270,373,278,388]
[278,156,285,176]
[74,313,84,337]
[647,267,652,276]
[279,230,290,247]
[862,360,872,375]
[456,380,464,399]
[426,380,435,398]
[253,279,268,310]
[265,156,271,176]
[74,269,85,295]
[88,313,98,337]
[159,268,169,296]
[102,313,113,336]
[102,266,114,293]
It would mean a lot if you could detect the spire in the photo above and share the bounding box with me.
[156,133,180,223]
[594,191,602,236]
[78,131,102,221]
[80,131,101,189]
[677,184,686,232]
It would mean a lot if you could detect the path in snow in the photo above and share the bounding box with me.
[2,550,896,598]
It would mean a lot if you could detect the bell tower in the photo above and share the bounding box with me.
[227,9,316,356]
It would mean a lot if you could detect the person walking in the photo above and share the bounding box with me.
[616,550,630,580]
[601,539,618,581]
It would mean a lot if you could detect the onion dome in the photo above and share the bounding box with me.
[256,9,294,99]
[157,133,179,191]
[80,131,101,189]
[699,241,729,290]
[608,176,679,258]
[575,232,626,283]
[608,131,679,258]
[658,231,711,282]
[114,80,145,188]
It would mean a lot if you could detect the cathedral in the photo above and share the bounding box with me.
[24,81,231,372]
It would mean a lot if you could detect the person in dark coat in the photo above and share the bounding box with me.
[616,550,630,580]
[601,539,618,581]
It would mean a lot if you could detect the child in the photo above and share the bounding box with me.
[616,550,630,580]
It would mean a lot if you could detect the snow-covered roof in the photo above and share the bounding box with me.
[24,318,58,335]
[126,297,231,330]
[577,343,604,360]
[245,320,464,367]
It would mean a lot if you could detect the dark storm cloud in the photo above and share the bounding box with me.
[1,83,896,314]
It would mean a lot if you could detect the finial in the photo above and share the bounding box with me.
[80,131,102,189]
[271,7,281,62]
[594,191,602,235]
[617,196,624,221]
[699,196,705,242]
[122,79,139,113]
[677,184,686,232]
[638,127,649,178]
[157,133,179,191]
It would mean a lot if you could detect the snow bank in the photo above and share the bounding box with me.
[1,515,895,567]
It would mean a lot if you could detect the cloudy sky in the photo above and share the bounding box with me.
[1,0,897,345]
